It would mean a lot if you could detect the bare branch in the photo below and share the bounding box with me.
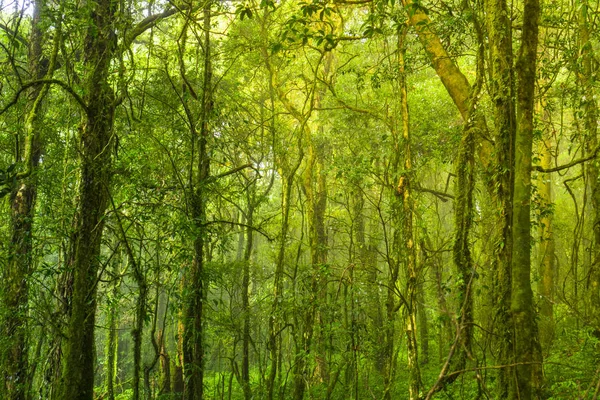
[533,145,600,173]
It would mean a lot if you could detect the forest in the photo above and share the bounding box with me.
[0,0,598,399]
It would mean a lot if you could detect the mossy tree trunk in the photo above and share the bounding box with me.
[263,36,305,400]
[182,4,213,399]
[2,1,50,398]
[511,0,541,397]
[293,47,333,400]
[578,0,600,335]
[397,28,421,400]
[61,0,118,398]
[449,104,477,382]
[241,183,255,400]
[484,0,516,394]
[536,105,555,350]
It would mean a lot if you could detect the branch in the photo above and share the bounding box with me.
[416,186,454,202]
[203,219,274,241]
[123,5,194,49]
[0,22,28,47]
[0,79,87,117]
[533,145,600,173]
[210,163,253,181]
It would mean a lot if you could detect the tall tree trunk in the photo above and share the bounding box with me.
[511,0,541,397]
[485,0,516,394]
[104,246,122,400]
[417,262,430,367]
[159,329,171,395]
[183,4,212,400]
[61,0,118,398]
[241,188,255,400]
[2,1,49,398]
[267,169,298,400]
[295,136,329,400]
[535,28,555,350]
[537,106,555,349]
[449,102,476,381]
[578,0,600,335]
[381,137,401,399]
[397,28,421,400]
[131,244,147,400]
[293,48,333,400]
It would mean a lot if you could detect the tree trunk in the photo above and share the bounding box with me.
[511,0,541,397]
[267,171,296,400]
[131,244,147,400]
[449,105,476,380]
[485,0,517,394]
[2,1,50,397]
[242,188,255,400]
[262,8,305,397]
[578,0,600,336]
[294,136,329,400]
[182,4,212,400]
[61,0,117,398]
[417,259,430,367]
[104,247,122,400]
[159,329,171,394]
[537,106,555,349]
[397,29,421,400]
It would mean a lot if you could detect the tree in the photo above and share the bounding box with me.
[60,0,119,397]
[2,1,54,398]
